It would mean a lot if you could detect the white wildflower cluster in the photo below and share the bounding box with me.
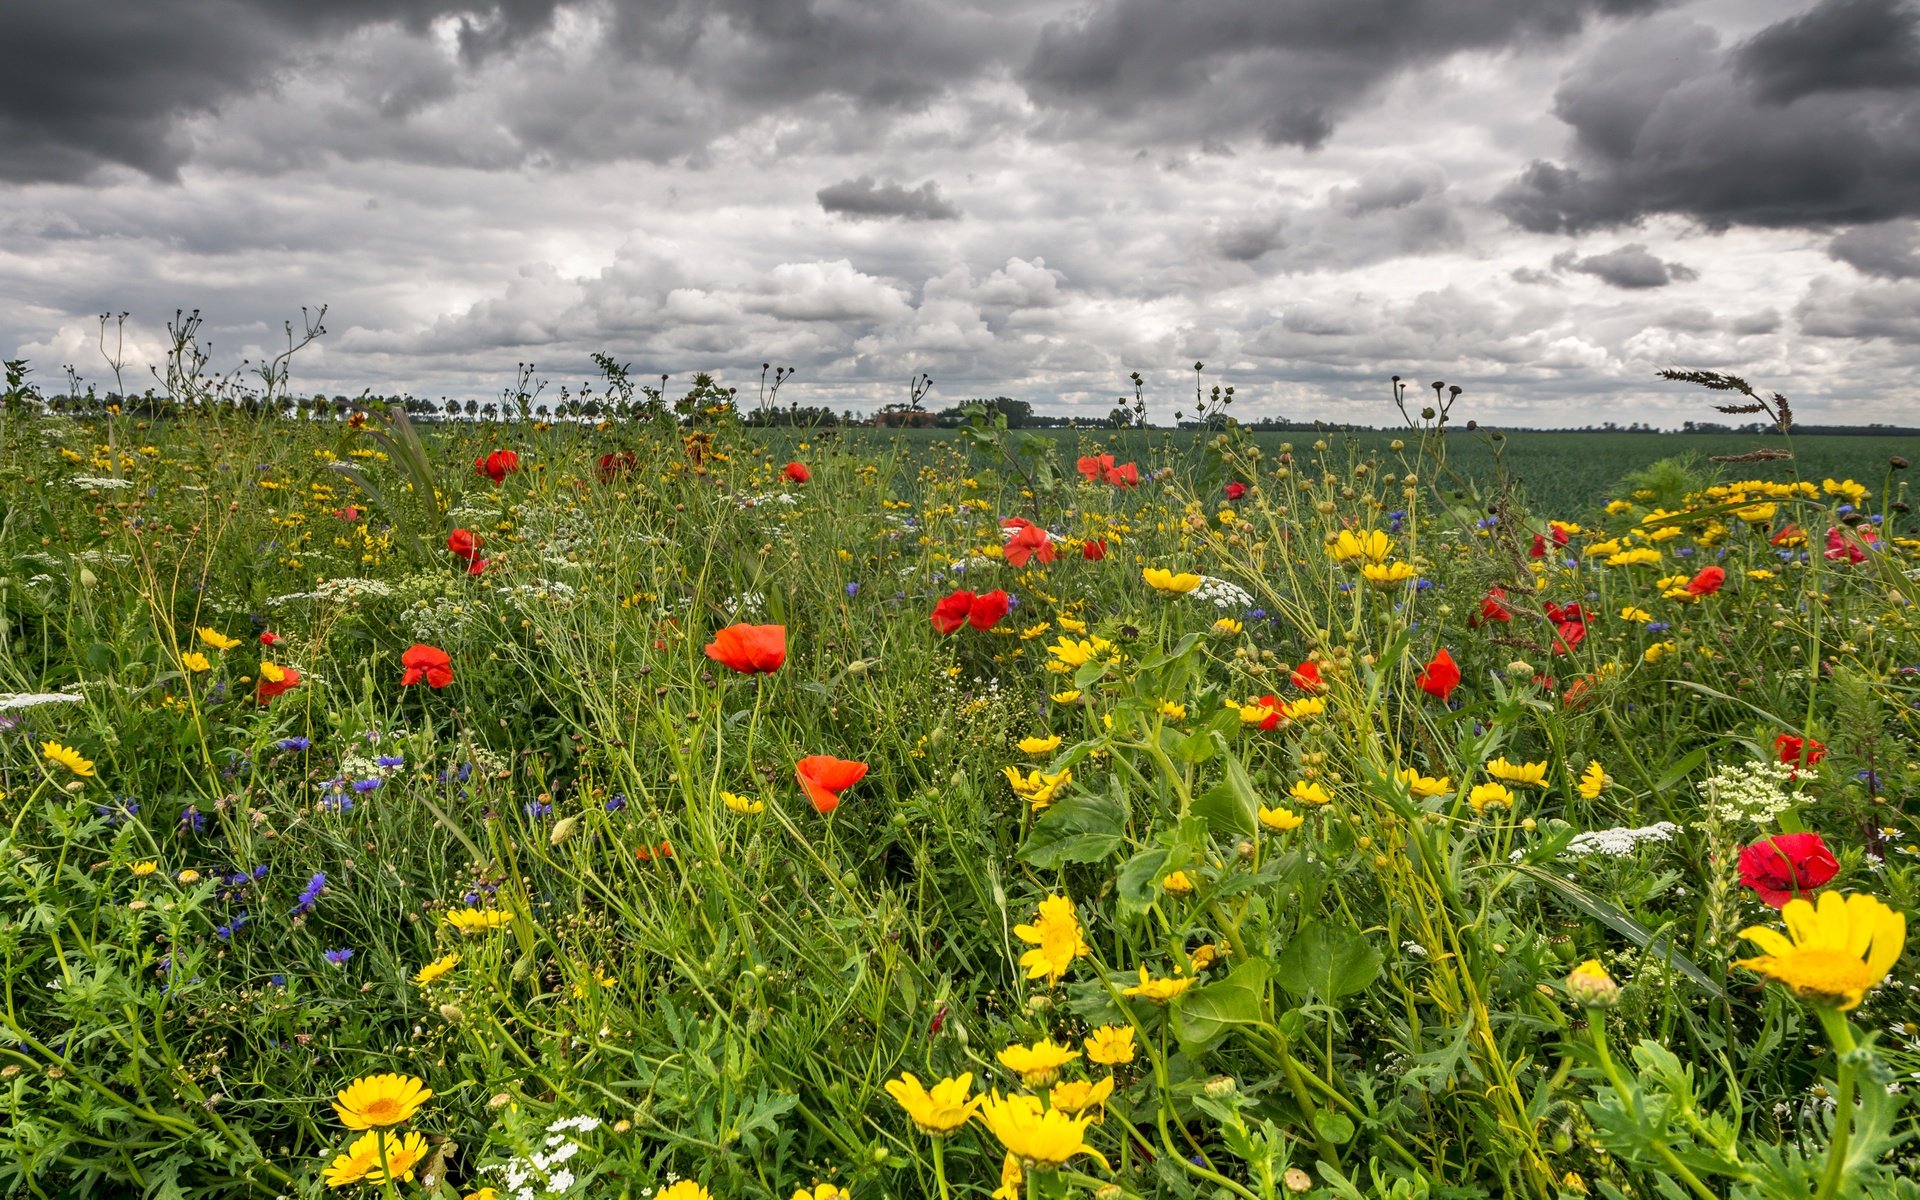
[70,475,135,491]
[403,595,478,644]
[737,491,801,508]
[268,577,398,605]
[946,555,998,575]
[0,692,85,712]
[1190,576,1254,610]
[1564,822,1682,857]
[480,1115,602,1199]
[1698,760,1797,826]
[495,580,579,605]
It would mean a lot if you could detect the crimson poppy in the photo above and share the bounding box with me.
[1774,734,1827,772]
[782,461,811,484]
[474,449,520,483]
[256,664,301,703]
[1104,462,1140,487]
[1290,661,1324,692]
[1737,832,1839,908]
[1825,526,1873,563]
[796,755,868,814]
[1076,453,1115,481]
[704,624,787,674]
[333,506,361,521]
[1475,587,1513,624]
[1081,539,1108,562]
[1415,648,1460,701]
[448,528,482,561]
[465,557,488,577]
[1246,693,1283,731]
[1529,534,1547,559]
[400,644,455,689]
[1002,519,1055,567]
[1224,482,1247,501]
[930,589,1010,634]
[634,839,674,862]
[1685,566,1726,596]
[596,450,638,482]
[1770,523,1803,547]
[259,631,280,646]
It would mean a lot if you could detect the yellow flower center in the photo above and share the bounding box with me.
[360,1097,402,1124]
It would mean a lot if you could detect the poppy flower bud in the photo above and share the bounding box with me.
[548,815,580,845]
[438,1003,464,1024]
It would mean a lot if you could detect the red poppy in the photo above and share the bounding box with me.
[1774,734,1828,772]
[448,528,482,561]
[256,665,301,703]
[1685,566,1726,596]
[400,644,455,689]
[596,451,638,482]
[1224,482,1248,501]
[474,449,520,484]
[704,624,788,674]
[465,557,489,577]
[1081,538,1108,561]
[1825,526,1874,563]
[782,461,811,484]
[931,589,1010,634]
[1738,833,1839,908]
[1104,462,1140,487]
[1770,523,1804,547]
[1552,620,1586,654]
[635,839,674,862]
[1290,661,1324,692]
[1076,453,1115,481]
[1561,676,1592,709]
[1550,522,1572,545]
[1475,587,1513,624]
[1002,519,1055,568]
[1415,648,1460,701]
[259,631,280,646]
[796,755,868,815]
[1529,534,1547,559]
[332,506,361,522]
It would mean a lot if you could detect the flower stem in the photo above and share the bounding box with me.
[1814,1006,1858,1200]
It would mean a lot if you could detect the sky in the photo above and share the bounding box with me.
[3,0,1919,428]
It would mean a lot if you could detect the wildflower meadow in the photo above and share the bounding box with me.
[1,366,1918,1200]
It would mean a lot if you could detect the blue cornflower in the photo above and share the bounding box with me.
[180,806,206,833]
[525,798,553,819]
[290,872,326,916]
[276,737,312,752]
[605,793,628,813]
[319,791,353,814]
[375,755,405,768]
[214,911,248,940]
[1647,621,1671,634]
[323,948,353,966]
[845,582,860,597]
[1414,578,1435,591]
[1674,547,1694,558]
[351,778,381,793]
[268,974,286,988]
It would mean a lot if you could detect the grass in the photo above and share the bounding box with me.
[0,397,1916,1200]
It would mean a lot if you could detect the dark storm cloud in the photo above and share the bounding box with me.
[817,176,961,222]
[1496,1,1920,232]
[1829,220,1920,277]
[1563,243,1699,288]
[0,0,561,183]
[1019,0,1671,149]
[1734,0,1920,104]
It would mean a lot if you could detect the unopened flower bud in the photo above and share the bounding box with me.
[1507,660,1535,680]
[1565,960,1621,1008]
[1285,1167,1314,1193]
[548,815,580,845]
[438,1003,464,1024]
[1203,1075,1238,1097]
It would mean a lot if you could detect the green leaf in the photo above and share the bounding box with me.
[1172,959,1272,1051]
[1276,920,1381,1001]
[1312,1109,1356,1146]
[1020,790,1128,869]
[1192,733,1258,838]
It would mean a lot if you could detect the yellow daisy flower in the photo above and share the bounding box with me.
[1735,892,1906,1011]
[331,1073,432,1130]
[883,1073,980,1135]
[41,741,95,777]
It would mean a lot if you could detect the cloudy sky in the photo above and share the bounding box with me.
[4,0,1919,427]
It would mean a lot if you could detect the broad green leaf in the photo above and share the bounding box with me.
[1020,790,1127,869]
[1277,920,1381,1001]
[1173,959,1272,1051]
